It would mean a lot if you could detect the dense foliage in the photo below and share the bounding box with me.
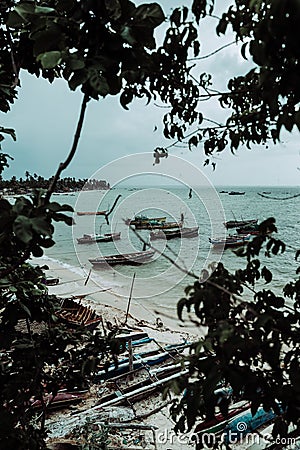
[0,0,299,448]
[171,219,300,441]
[0,174,109,193]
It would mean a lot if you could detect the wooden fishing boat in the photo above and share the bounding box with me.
[56,297,102,330]
[76,210,107,216]
[96,369,189,409]
[224,219,258,229]
[150,226,199,240]
[236,224,259,235]
[125,215,166,226]
[96,367,188,408]
[228,191,245,195]
[31,391,84,410]
[95,342,188,381]
[237,224,272,236]
[135,220,182,230]
[89,249,155,267]
[209,234,251,249]
[77,232,121,244]
[194,401,250,434]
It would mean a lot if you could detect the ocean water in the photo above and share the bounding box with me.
[42,186,299,319]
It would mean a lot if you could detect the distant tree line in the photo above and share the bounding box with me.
[0,174,110,194]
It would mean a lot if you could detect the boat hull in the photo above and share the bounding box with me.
[77,211,107,216]
[224,219,258,229]
[150,226,199,240]
[77,232,121,244]
[209,234,251,249]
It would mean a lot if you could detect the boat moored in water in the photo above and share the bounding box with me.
[77,232,121,244]
[76,210,107,216]
[89,249,155,267]
[150,226,199,240]
[224,219,258,229]
[125,215,166,226]
[209,234,251,249]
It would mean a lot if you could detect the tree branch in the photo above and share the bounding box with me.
[45,93,89,203]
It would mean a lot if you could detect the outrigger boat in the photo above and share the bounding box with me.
[77,232,121,244]
[56,297,102,330]
[223,406,280,444]
[209,234,251,249]
[224,219,258,229]
[76,210,107,216]
[150,226,199,240]
[89,249,155,267]
[125,215,166,226]
[135,213,185,230]
[135,220,182,230]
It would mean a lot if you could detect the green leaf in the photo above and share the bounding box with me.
[261,266,272,283]
[177,298,186,321]
[34,6,55,14]
[19,301,31,319]
[68,58,85,71]
[170,8,181,27]
[37,51,62,69]
[47,202,73,213]
[0,127,17,141]
[89,73,110,97]
[13,215,33,244]
[104,0,121,20]
[134,3,165,28]
[121,26,137,45]
[120,90,133,110]
[14,3,35,20]
[68,70,89,91]
[30,217,53,237]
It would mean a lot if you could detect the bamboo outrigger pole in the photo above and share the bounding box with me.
[124,272,136,325]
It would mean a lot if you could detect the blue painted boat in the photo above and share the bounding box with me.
[223,407,279,444]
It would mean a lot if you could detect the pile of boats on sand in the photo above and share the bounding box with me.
[37,298,292,449]
[32,328,190,412]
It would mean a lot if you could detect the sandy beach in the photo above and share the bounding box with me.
[34,257,201,450]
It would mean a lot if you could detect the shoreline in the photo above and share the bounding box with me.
[36,255,201,336]
[32,256,201,450]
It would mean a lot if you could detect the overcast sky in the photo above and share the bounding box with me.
[1,1,299,186]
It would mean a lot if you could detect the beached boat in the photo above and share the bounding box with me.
[89,249,155,267]
[209,234,251,249]
[194,401,250,434]
[150,226,199,240]
[95,342,187,381]
[125,215,166,226]
[56,297,102,330]
[77,232,121,244]
[76,210,107,216]
[31,391,84,410]
[96,367,188,408]
[224,219,258,229]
